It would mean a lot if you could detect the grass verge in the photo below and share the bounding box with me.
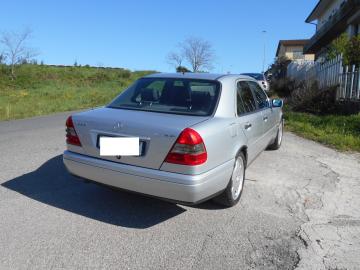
[285,110,360,152]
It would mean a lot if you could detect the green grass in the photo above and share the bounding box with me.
[285,110,360,152]
[0,64,155,121]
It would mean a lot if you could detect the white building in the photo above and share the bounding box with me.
[304,0,360,60]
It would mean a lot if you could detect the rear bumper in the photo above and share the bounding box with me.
[63,151,233,204]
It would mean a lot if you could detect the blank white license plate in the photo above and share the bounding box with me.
[100,137,141,156]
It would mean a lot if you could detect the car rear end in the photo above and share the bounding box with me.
[63,75,234,204]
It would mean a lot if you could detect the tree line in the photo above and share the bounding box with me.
[0,28,217,80]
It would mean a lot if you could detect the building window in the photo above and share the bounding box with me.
[293,51,304,60]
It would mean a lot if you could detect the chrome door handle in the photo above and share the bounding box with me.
[244,123,252,130]
[263,116,268,121]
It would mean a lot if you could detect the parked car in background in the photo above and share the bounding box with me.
[63,73,283,207]
[241,73,270,91]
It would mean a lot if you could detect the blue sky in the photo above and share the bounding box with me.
[1,0,318,73]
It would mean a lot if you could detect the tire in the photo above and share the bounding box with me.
[214,152,246,207]
[268,118,284,150]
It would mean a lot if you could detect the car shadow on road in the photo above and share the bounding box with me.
[1,155,188,229]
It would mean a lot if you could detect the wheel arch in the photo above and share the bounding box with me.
[236,146,248,168]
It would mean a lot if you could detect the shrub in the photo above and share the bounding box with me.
[87,71,110,83]
[327,33,348,61]
[289,81,338,114]
[176,66,191,73]
[270,77,296,97]
[346,35,360,66]
[327,34,360,66]
[118,69,131,79]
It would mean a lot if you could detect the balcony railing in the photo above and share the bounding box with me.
[304,0,360,54]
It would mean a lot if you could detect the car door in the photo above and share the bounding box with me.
[247,81,275,148]
[236,80,264,164]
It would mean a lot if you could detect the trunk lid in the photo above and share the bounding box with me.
[72,107,210,169]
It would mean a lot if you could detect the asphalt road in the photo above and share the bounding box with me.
[0,112,359,270]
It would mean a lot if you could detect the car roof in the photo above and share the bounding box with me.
[144,73,252,81]
[241,73,263,75]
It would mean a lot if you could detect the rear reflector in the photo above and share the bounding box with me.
[164,128,207,166]
[66,116,81,146]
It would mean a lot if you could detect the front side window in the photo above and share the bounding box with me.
[247,81,269,109]
[237,81,256,115]
[108,78,220,116]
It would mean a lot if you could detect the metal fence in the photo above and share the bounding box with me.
[287,55,360,101]
[287,59,316,82]
[339,64,360,100]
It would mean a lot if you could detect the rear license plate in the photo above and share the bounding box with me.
[98,136,144,156]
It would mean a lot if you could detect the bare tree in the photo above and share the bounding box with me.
[167,52,183,70]
[0,29,38,78]
[0,53,5,64]
[180,37,214,72]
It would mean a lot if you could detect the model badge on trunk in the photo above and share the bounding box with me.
[76,122,87,127]
[113,122,124,131]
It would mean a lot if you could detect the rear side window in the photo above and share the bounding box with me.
[247,81,269,109]
[237,81,256,114]
[108,78,220,116]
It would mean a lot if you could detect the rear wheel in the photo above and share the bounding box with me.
[214,152,246,207]
[268,118,284,150]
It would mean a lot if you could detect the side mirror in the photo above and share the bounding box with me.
[272,99,283,108]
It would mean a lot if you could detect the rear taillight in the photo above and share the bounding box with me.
[164,128,207,166]
[66,116,81,146]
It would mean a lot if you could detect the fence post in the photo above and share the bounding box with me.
[344,66,349,99]
[330,59,333,86]
[331,57,338,85]
[339,55,344,99]
[350,65,356,99]
[320,63,323,89]
[325,61,328,87]
[356,67,360,99]
[325,62,330,87]
[329,59,332,87]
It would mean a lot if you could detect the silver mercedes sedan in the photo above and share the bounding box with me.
[63,73,283,207]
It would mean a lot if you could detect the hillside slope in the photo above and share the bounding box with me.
[0,64,155,120]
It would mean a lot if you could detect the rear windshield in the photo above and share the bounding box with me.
[108,77,221,116]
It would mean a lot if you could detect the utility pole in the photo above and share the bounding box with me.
[262,30,267,73]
